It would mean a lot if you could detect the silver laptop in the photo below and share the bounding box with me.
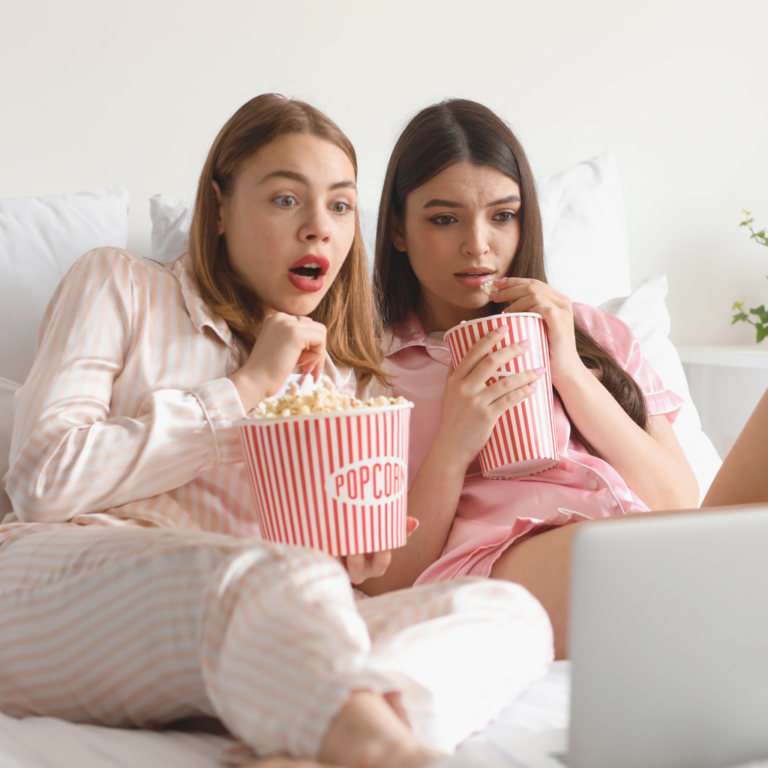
[495,505,768,768]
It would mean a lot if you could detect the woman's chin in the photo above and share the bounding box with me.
[269,290,327,317]
[454,294,494,311]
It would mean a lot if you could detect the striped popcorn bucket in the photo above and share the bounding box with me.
[237,403,413,557]
[444,313,559,479]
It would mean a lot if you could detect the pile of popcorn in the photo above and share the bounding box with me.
[249,376,408,419]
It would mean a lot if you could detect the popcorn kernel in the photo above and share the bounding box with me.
[248,375,408,419]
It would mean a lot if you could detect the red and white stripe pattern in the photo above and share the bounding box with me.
[445,313,559,479]
[239,404,412,556]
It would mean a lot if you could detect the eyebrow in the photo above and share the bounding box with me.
[260,170,356,191]
[423,194,521,209]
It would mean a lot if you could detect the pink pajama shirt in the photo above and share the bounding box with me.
[384,308,685,586]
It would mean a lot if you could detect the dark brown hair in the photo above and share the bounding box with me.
[374,99,647,446]
[187,93,386,386]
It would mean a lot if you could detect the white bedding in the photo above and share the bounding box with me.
[0,663,571,768]
[0,711,233,768]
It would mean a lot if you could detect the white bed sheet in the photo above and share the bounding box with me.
[0,663,571,768]
[0,712,233,768]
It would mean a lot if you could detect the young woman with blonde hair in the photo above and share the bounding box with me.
[0,95,551,768]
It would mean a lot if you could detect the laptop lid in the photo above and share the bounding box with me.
[569,505,768,768]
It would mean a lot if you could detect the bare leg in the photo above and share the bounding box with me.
[490,523,579,661]
[703,387,768,507]
[490,508,706,660]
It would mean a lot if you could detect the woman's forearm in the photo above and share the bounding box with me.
[360,446,467,595]
[7,379,245,523]
[558,365,698,510]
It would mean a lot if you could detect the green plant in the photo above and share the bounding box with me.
[732,210,768,343]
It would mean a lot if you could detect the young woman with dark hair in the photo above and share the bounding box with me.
[364,98,700,659]
[0,94,551,768]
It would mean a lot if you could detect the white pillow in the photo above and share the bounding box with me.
[539,152,631,308]
[599,276,722,503]
[0,186,130,384]
[150,193,193,264]
[0,377,20,520]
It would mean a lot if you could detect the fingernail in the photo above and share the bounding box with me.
[493,277,507,285]
[493,325,510,336]
[488,292,499,301]
[529,380,540,389]
[518,338,531,349]
[533,366,546,375]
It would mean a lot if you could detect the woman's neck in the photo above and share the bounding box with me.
[415,298,491,335]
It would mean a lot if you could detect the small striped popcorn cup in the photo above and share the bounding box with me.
[444,313,559,479]
[237,402,413,557]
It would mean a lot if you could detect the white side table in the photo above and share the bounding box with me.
[677,345,768,459]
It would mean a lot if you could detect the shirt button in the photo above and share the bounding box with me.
[588,479,599,490]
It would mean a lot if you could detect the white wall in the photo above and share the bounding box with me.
[2,0,767,346]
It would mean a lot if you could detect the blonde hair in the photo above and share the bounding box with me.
[187,93,387,386]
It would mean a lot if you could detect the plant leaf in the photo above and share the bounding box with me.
[757,324,768,343]
[732,312,750,324]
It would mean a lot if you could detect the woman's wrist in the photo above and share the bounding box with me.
[551,355,593,396]
[423,430,474,477]
[229,369,267,413]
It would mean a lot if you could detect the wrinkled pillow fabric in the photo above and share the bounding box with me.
[0,186,130,383]
[150,193,193,265]
[539,152,631,308]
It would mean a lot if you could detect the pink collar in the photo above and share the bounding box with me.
[385,312,454,366]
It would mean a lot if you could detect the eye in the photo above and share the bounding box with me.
[273,195,297,208]
[493,211,517,222]
[430,214,458,226]
[330,201,353,214]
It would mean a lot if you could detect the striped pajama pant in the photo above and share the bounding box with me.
[0,523,553,758]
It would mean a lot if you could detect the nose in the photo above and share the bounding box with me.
[461,220,490,259]
[299,202,332,244]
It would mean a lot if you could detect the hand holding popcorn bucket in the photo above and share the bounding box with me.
[237,380,413,557]
[444,313,559,479]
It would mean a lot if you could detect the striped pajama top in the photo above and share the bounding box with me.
[2,247,363,535]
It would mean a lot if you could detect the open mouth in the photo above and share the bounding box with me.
[288,255,330,277]
[287,255,330,293]
[290,264,324,280]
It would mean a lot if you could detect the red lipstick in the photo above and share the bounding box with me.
[287,255,330,293]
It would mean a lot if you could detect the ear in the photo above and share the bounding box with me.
[212,180,225,236]
[390,213,407,253]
